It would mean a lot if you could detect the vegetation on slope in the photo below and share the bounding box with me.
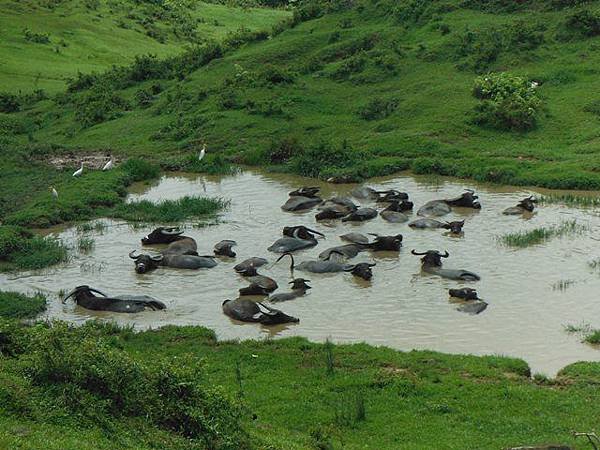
[0,0,290,92]
[3,0,598,191]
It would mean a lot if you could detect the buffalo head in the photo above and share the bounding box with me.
[290,278,311,290]
[63,285,108,304]
[283,225,325,240]
[517,196,537,212]
[369,233,403,251]
[442,220,465,234]
[129,250,163,273]
[289,186,320,198]
[346,262,376,280]
[257,302,300,325]
[141,227,184,245]
[411,249,449,267]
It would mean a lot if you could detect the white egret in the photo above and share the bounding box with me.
[198,143,206,161]
[50,186,58,199]
[73,162,83,177]
[102,156,114,171]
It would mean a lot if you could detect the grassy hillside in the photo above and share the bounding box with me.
[1,292,600,450]
[4,0,599,191]
[0,0,290,92]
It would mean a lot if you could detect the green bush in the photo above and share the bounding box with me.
[290,140,366,178]
[471,72,542,131]
[508,20,546,50]
[74,85,130,128]
[0,226,68,271]
[584,99,600,116]
[23,28,50,44]
[0,93,20,113]
[0,291,46,319]
[267,136,303,163]
[357,97,399,120]
[122,158,160,182]
[455,27,504,73]
[565,8,600,37]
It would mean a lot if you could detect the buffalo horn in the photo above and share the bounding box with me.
[129,250,140,259]
[411,250,428,256]
[160,228,183,236]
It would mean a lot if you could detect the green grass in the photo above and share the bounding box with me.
[0,0,290,93]
[3,0,599,190]
[499,220,586,248]
[76,236,95,253]
[539,194,600,207]
[0,291,46,319]
[0,225,69,271]
[112,195,228,223]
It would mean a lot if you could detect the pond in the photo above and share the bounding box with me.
[3,169,600,376]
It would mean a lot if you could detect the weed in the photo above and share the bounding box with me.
[499,220,587,248]
[325,338,334,375]
[77,236,95,253]
[111,196,228,223]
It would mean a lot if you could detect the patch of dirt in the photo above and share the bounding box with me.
[43,151,121,170]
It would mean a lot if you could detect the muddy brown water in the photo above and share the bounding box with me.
[3,169,600,376]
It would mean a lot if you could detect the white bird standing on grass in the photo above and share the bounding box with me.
[198,143,206,162]
[73,162,84,177]
[50,186,58,199]
[102,156,114,171]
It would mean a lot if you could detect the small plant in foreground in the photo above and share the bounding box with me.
[325,338,334,375]
[77,236,95,253]
[499,220,586,248]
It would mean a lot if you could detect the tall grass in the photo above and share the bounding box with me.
[0,226,69,271]
[539,194,600,208]
[325,338,335,375]
[0,291,46,319]
[77,236,95,253]
[499,220,587,248]
[111,196,228,222]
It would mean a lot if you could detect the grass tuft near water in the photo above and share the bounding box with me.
[499,220,587,248]
[0,291,46,319]
[539,194,600,208]
[0,226,69,271]
[112,195,229,223]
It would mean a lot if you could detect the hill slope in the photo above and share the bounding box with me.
[0,0,289,92]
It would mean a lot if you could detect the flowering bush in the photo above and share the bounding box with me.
[472,72,542,131]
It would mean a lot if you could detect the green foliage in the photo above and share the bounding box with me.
[111,195,228,222]
[455,27,505,72]
[265,136,303,163]
[0,226,68,271]
[357,96,399,120]
[74,85,131,128]
[290,139,366,178]
[0,93,20,113]
[122,158,160,182]
[499,220,586,247]
[564,8,600,37]
[0,291,46,319]
[23,28,50,44]
[472,72,542,131]
[584,99,600,116]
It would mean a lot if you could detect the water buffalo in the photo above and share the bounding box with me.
[449,288,487,314]
[318,244,362,260]
[411,250,480,281]
[234,257,268,273]
[316,198,357,221]
[444,189,481,209]
[289,186,320,198]
[141,227,187,245]
[340,232,370,245]
[503,196,537,215]
[283,225,324,240]
[214,240,237,257]
[375,189,409,202]
[417,200,452,217]
[364,233,403,251]
[350,186,378,200]
[409,219,465,234]
[237,265,278,293]
[276,252,375,280]
[281,195,323,211]
[222,299,299,325]
[269,279,312,303]
[268,228,320,253]
[129,250,217,273]
[380,200,413,223]
[63,285,166,313]
[342,207,378,222]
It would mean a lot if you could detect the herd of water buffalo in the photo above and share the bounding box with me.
[63,185,539,323]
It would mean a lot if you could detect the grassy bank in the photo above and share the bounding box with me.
[2,298,600,449]
[0,0,290,93]
[2,0,599,190]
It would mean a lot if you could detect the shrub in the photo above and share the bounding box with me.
[23,28,50,44]
[508,20,546,50]
[471,72,542,131]
[330,52,367,79]
[0,291,46,319]
[259,65,296,85]
[462,0,529,13]
[74,85,130,127]
[0,93,20,113]
[565,8,600,37]
[267,136,303,163]
[584,99,600,116]
[290,140,365,178]
[122,158,160,182]
[357,97,399,120]
[0,225,68,271]
[455,27,504,73]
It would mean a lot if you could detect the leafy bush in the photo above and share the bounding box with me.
[357,97,399,120]
[0,226,68,271]
[508,20,546,50]
[74,85,130,127]
[23,28,50,44]
[472,72,542,131]
[330,52,367,79]
[267,136,303,163]
[455,27,505,73]
[462,0,529,13]
[11,322,248,447]
[393,0,451,25]
[259,65,296,85]
[584,99,600,116]
[122,158,160,182]
[0,93,20,113]
[0,291,46,319]
[564,8,600,37]
[290,140,366,178]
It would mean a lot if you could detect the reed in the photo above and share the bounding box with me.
[499,220,586,248]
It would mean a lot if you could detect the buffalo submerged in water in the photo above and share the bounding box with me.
[411,249,480,281]
[129,250,217,273]
[222,298,299,325]
[268,226,324,253]
[63,285,166,313]
[276,252,376,280]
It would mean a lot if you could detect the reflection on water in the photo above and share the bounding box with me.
[3,169,600,375]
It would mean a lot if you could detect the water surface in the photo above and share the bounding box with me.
[3,170,600,376]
